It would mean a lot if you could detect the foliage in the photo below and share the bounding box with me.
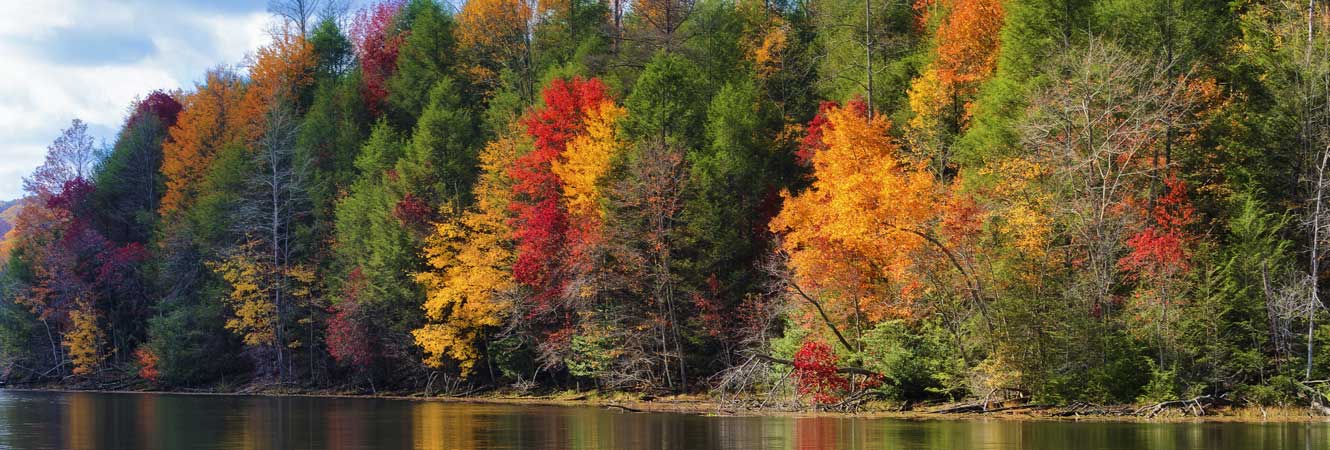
[792,340,849,405]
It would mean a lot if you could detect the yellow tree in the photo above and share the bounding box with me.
[456,0,534,96]
[770,104,943,348]
[209,239,318,377]
[551,100,625,303]
[63,299,105,376]
[552,102,625,226]
[210,242,277,348]
[413,130,527,376]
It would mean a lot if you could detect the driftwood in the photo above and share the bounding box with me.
[1295,381,1330,415]
[1136,395,1212,418]
[604,404,647,413]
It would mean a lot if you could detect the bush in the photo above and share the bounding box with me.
[792,340,849,405]
[1137,360,1179,404]
[859,320,966,401]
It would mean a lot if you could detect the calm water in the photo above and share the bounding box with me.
[0,390,1327,450]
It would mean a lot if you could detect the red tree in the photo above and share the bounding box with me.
[792,340,849,405]
[127,90,183,129]
[327,267,373,368]
[1119,176,1197,278]
[510,77,611,311]
[350,0,406,116]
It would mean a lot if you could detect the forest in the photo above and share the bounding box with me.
[2,0,1330,411]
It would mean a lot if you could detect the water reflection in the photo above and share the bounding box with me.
[0,390,1326,450]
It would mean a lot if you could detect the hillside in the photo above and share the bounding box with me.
[0,198,20,241]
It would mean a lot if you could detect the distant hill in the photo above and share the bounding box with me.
[0,198,22,242]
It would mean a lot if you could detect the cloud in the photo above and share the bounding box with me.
[0,0,277,200]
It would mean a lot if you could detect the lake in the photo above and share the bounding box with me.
[0,390,1326,449]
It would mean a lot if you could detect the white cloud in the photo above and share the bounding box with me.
[0,0,277,200]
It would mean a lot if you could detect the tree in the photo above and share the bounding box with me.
[679,79,785,366]
[1021,39,1195,322]
[269,0,345,38]
[241,30,317,135]
[631,0,697,52]
[231,96,312,381]
[906,0,1004,176]
[387,0,460,127]
[811,0,918,113]
[160,69,248,216]
[1119,176,1197,365]
[327,266,373,369]
[332,122,422,373]
[550,98,626,280]
[770,102,941,347]
[456,0,535,97]
[309,18,355,79]
[350,0,407,116]
[94,91,182,244]
[1236,0,1330,381]
[511,77,610,315]
[623,52,708,148]
[397,77,479,207]
[63,298,104,376]
[23,119,98,198]
[603,136,692,389]
[413,132,524,376]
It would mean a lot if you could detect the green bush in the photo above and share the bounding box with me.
[859,320,967,401]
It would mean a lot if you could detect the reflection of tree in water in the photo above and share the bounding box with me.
[326,399,366,450]
[64,392,96,450]
[795,417,845,450]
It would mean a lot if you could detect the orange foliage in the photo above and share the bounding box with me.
[771,104,940,323]
[907,0,1004,137]
[456,0,532,89]
[933,0,1004,92]
[160,70,247,215]
[241,30,316,140]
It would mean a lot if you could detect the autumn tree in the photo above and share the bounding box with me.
[350,0,407,116]
[1119,176,1197,366]
[160,69,248,216]
[770,102,941,348]
[414,130,526,377]
[23,119,98,198]
[907,0,1004,177]
[510,77,610,320]
[456,0,535,98]
[241,30,316,135]
[1021,39,1195,323]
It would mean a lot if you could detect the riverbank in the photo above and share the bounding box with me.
[4,385,1327,423]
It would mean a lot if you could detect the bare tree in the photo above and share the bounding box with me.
[269,0,348,38]
[234,95,310,382]
[1291,0,1330,381]
[1022,38,1197,336]
[23,119,99,198]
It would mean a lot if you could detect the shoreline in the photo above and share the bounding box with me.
[4,386,1328,423]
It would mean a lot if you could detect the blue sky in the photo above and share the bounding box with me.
[0,0,302,200]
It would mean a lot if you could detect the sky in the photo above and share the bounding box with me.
[0,0,287,200]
